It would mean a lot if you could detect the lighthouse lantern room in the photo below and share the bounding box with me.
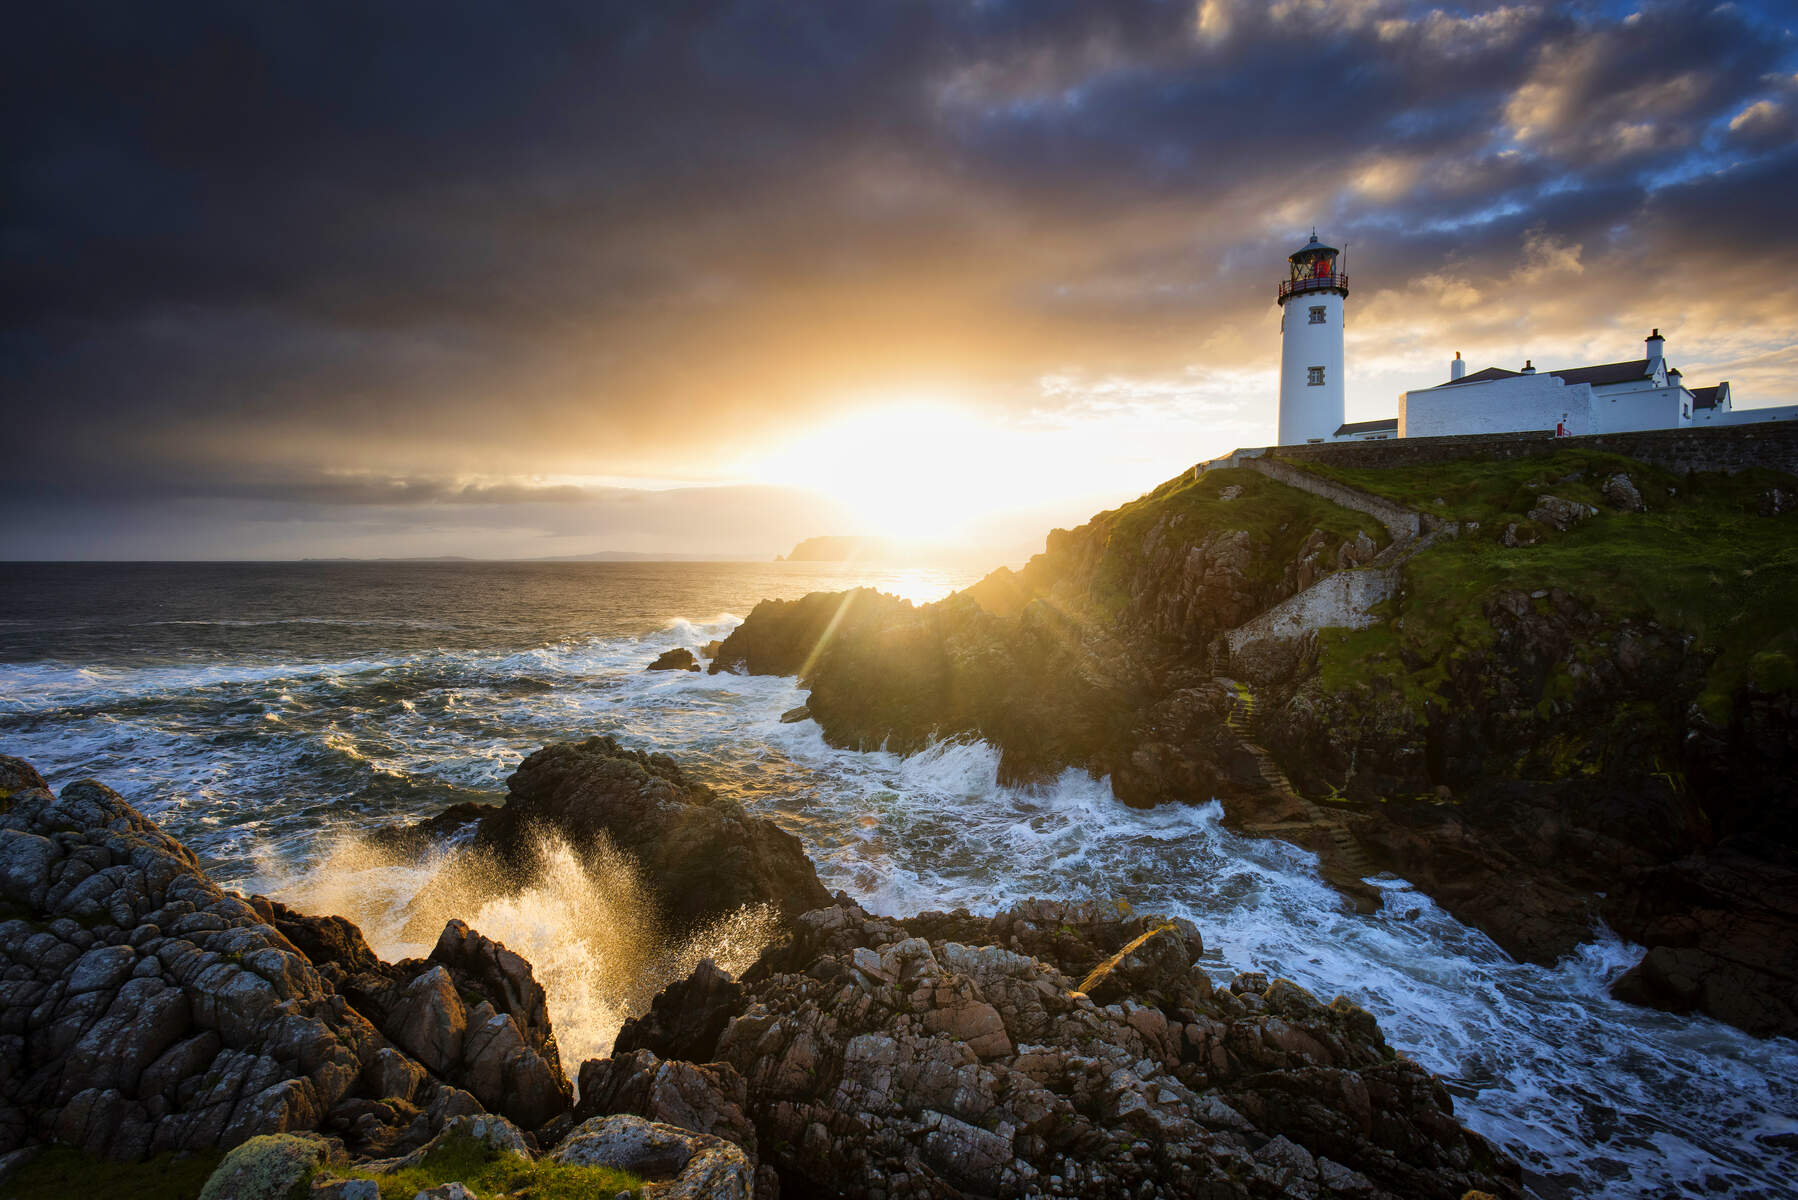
[1276,231,1348,445]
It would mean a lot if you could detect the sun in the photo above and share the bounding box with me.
[748,401,1010,541]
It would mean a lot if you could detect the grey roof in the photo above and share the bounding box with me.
[1334,417,1398,436]
[1548,359,1652,387]
[1433,358,1656,390]
[1692,384,1726,410]
[1437,366,1521,387]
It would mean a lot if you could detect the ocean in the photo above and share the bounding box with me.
[2,560,1794,1198]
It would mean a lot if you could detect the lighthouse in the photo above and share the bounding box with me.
[1276,231,1348,445]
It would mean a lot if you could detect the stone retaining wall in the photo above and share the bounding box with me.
[1263,421,1798,476]
[1241,457,1421,542]
[1224,567,1396,658]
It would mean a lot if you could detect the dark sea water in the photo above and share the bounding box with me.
[3,561,1795,1199]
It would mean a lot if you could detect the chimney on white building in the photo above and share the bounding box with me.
[1521,360,1536,375]
[1451,351,1465,381]
[1646,328,1665,373]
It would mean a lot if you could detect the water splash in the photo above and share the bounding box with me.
[270,829,780,1071]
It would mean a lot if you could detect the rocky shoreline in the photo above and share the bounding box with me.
[1,745,1522,1198]
[703,449,1798,1039]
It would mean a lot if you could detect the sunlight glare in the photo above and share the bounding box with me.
[748,401,1009,539]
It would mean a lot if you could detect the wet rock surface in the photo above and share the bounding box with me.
[0,768,571,1165]
[1,775,398,1159]
[648,647,701,672]
[1606,848,1798,1036]
[471,735,834,930]
[607,895,1523,1200]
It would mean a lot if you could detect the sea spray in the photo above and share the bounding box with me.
[270,828,780,1070]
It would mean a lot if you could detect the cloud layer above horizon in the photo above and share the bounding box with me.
[5,0,1795,558]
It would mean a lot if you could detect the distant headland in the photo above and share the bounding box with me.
[776,534,986,567]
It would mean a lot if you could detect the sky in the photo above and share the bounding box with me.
[4,0,1796,561]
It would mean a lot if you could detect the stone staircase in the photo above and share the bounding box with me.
[1219,677,1379,884]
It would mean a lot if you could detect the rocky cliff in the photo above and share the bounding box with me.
[710,447,1798,1038]
[0,750,1521,1199]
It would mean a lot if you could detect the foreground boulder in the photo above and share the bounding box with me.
[197,1132,328,1200]
[554,1113,753,1198]
[0,772,387,1158]
[470,736,833,931]
[598,895,1523,1199]
[245,1111,750,1200]
[251,903,572,1136]
[0,763,572,1163]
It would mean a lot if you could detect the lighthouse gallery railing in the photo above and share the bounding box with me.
[1278,274,1349,301]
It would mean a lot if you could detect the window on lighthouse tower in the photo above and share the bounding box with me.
[1308,306,1325,324]
[1307,366,1325,386]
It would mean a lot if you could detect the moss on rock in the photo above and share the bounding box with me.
[198,1134,326,1200]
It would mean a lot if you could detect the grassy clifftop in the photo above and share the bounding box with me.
[1293,449,1798,724]
[978,465,1388,632]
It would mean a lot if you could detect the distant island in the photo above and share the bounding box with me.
[777,535,965,565]
[299,550,744,563]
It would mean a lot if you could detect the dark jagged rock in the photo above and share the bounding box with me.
[622,897,1521,1200]
[471,736,832,931]
[574,1049,758,1158]
[648,648,701,672]
[245,902,571,1133]
[0,762,576,1166]
[252,895,389,979]
[713,588,1145,785]
[613,958,743,1064]
[1075,921,1211,1009]
[1606,847,1798,1036]
[373,956,570,1131]
[0,773,437,1160]
[429,918,559,1063]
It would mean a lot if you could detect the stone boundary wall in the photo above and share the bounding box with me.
[1224,567,1395,656]
[1262,421,1798,476]
[1240,456,1421,542]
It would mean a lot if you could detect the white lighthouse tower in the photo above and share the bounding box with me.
[1276,231,1348,444]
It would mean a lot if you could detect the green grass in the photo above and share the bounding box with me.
[1308,451,1798,725]
[4,1146,224,1200]
[1286,448,1673,526]
[1080,466,1388,614]
[344,1129,644,1200]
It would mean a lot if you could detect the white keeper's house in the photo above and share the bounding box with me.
[1272,231,1798,444]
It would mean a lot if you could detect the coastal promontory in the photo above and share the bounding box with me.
[712,433,1798,1039]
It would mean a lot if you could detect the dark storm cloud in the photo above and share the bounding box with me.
[4,0,1796,557]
